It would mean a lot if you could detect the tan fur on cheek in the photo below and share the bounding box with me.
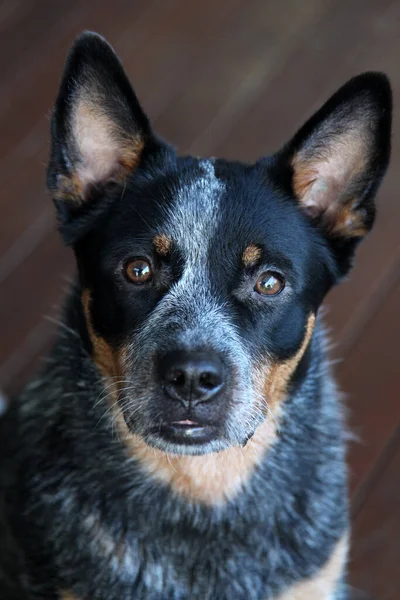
[274,534,348,600]
[81,289,126,379]
[260,313,315,413]
[113,414,277,506]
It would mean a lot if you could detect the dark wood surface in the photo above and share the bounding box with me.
[0,1,399,597]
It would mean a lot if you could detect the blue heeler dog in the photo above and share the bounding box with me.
[0,32,392,600]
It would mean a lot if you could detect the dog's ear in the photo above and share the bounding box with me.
[275,72,392,278]
[48,32,155,238]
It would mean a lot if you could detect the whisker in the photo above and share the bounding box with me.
[44,315,80,339]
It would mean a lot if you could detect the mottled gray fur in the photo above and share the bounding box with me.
[0,308,349,599]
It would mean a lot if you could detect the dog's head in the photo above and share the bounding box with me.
[48,33,391,456]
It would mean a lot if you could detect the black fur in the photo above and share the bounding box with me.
[0,32,392,599]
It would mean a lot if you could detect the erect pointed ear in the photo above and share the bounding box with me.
[47,32,152,207]
[276,72,392,277]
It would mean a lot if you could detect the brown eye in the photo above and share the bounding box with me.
[255,271,285,296]
[125,259,152,284]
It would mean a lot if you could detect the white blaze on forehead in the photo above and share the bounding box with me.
[167,159,224,261]
[159,159,228,343]
[157,159,248,361]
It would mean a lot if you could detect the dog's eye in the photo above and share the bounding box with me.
[255,271,284,296]
[125,259,152,284]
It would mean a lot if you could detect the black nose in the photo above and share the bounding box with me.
[158,351,225,405]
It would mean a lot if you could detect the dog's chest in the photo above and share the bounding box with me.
[90,527,267,600]
[73,519,346,600]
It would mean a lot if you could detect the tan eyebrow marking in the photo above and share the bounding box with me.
[242,244,262,267]
[153,233,172,256]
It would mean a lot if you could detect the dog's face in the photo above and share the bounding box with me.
[72,157,328,455]
[48,33,391,455]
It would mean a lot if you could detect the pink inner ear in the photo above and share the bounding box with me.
[73,98,129,188]
[295,161,349,217]
[62,95,144,202]
[291,130,370,237]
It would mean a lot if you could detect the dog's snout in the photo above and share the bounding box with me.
[158,351,225,405]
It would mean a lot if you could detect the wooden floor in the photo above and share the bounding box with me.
[0,1,399,597]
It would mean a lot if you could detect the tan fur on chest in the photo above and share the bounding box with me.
[273,534,348,600]
[115,410,277,505]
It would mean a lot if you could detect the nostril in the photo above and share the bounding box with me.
[199,371,221,391]
[167,369,186,386]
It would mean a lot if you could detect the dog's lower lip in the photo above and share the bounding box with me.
[156,422,216,444]
[166,424,205,438]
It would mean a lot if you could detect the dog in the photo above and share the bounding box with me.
[0,31,392,600]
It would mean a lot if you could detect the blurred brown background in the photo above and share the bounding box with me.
[0,1,399,598]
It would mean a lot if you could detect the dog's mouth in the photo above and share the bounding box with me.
[152,419,218,446]
[119,384,236,454]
